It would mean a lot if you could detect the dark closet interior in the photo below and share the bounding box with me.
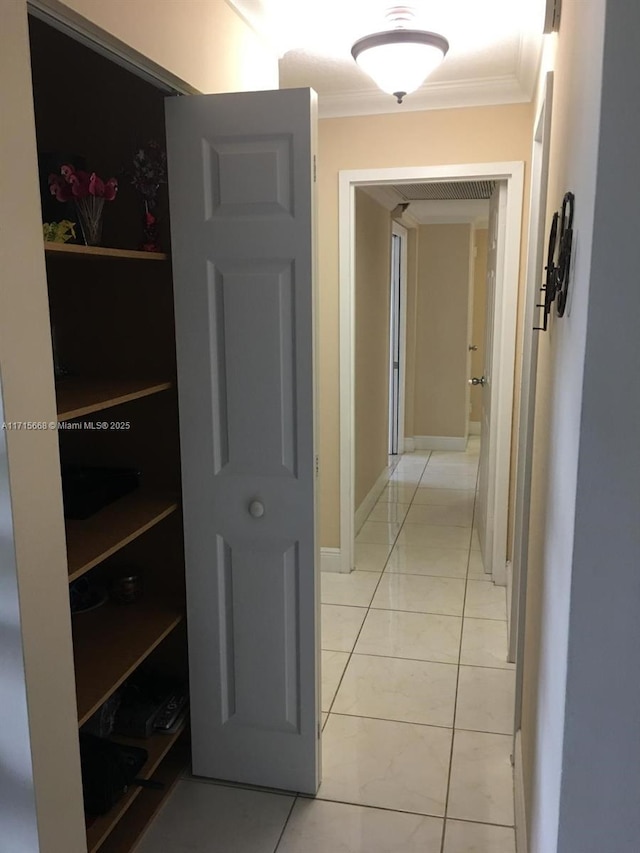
[29,15,190,852]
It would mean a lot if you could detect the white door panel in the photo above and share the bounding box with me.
[166,88,319,793]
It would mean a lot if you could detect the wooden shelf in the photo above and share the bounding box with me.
[56,378,172,422]
[74,597,183,726]
[97,735,189,853]
[45,242,169,261]
[66,490,178,582]
[86,724,187,853]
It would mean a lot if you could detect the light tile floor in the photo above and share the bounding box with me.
[137,441,516,853]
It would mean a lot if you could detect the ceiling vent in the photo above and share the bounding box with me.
[394,181,496,201]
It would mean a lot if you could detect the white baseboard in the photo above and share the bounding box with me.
[514,730,528,853]
[320,547,343,573]
[506,560,515,662]
[414,435,467,451]
[469,421,481,435]
[355,465,392,534]
[403,437,415,452]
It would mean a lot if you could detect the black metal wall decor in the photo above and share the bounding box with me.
[536,191,575,331]
[536,210,560,331]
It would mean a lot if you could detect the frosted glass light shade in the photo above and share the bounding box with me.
[351,30,449,103]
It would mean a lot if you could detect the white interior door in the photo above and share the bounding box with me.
[165,87,320,794]
[476,183,507,575]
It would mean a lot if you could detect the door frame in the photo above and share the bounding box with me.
[339,162,524,574]
[477,182,508,583]
[389,219,409,457]
[511,75,554,690]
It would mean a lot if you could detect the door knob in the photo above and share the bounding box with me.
[469,376,486,386]
[248,500,265,518]
[468,344,478,351]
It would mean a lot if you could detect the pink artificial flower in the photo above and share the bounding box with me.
[69,170,90,198]
[103,177,118,201]
[51,165,117,203]
[48,173,72,202]
[89,172,105,197]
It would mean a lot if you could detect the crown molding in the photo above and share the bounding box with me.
[318,72,531,119]
[228,0,543,119]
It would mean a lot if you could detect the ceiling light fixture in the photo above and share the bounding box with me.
[351,6,449,104]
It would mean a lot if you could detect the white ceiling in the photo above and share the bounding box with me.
[228,0,547,118]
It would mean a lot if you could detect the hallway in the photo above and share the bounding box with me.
[136,442,516,853]
[318,440,515,851]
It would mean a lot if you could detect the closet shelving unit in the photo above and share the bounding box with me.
[47,244,188,853]
[31,15,190,853]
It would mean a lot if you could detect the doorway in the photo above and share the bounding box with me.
[339,163,524,579]
[351,185,490,542]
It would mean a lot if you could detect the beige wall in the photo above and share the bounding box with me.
[55,0,279,93]
[354,191,391,508]
[403,226,419,439]
[519,4,608,849]
[1,4,86,850]
[0,2,278,849]
[470,228,488,422]
[550,3,640,848]
[317,103,533,548]
[411,224,472,438]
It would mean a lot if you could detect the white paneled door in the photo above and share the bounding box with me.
[166,88,320,793]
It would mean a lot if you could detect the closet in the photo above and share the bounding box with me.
[29,15,189,852]
[24,10,319,849]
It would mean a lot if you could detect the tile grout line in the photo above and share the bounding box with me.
[187,771,515,831]
[369,606,504,621]
[440,456,481,853]
[297,790,514,828]
[272,794,298,853]
[324,454,430,722]
[368,447,481,852]
[325,710,515,737]
[324,601,508,622]
[323,602,506,623]
[323,647,513,671]
[352,572,498,584]
[322,647,513,671]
